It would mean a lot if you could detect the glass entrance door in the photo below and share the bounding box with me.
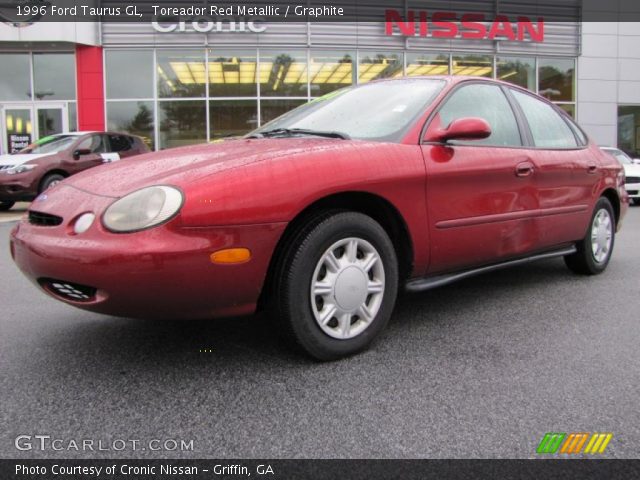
[1,103,68,154]
[36,103,67,139]
[2,106,33,154]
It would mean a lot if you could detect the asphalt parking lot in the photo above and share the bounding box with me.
[1,206,639,459]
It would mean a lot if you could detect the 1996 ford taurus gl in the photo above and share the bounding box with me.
[10,77,628,360]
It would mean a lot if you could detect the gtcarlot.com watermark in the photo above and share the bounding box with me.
[15,435,194,452]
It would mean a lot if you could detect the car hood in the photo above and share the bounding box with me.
[0,153,53,167]
[65,137,351,197]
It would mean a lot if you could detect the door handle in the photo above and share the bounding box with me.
[515,161,534,177]
[587,163,598,174]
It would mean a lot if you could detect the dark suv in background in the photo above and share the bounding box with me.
[0,132,149,211]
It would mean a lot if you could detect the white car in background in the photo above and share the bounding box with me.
[601,147,640,205]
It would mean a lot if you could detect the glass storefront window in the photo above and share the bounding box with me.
[68,102,77,132]
[33,53,76,100]
[105,50,154,99]
[556,104,575,118]
[157,50,206,98]
[260,51,308,97]
[452,54,493,77]
[208,51,257,97]
[618,106,640,157]
[309,51,355,96]
[405,53,449,76]
[209,100,258,139]
[496,56,535,90]
[358,52,402,83]
[158,100,206,149]
[539,58,575,102]
[0,53,31,101]
[107,101,155,150]
[260,99,308,126]
[97,48,582,151]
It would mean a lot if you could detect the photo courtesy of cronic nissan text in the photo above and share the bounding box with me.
[1,1,639,479]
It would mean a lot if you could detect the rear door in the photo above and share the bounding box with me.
[106,134,136,160]
[508,88,594,248]
[421,82,540,274]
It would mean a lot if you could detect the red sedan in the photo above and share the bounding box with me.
[10,77,628,360]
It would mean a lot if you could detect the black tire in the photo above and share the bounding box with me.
[0,201,15,211]
[632,198,640,206]
[273,211,399,361]
[564,197,616,275]
[39,173,65,192]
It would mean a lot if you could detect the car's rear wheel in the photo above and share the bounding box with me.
[274,211,399,361]
[564,197,615,275]
[0,201,15,211]
[40,173,65,192]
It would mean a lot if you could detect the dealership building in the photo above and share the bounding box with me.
[1,9,639,155]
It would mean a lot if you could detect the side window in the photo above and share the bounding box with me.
[565,116,588,146]
[76,134,107,153]
[108,135,133,152]
[511,90,578,148]
[438,83,522,147]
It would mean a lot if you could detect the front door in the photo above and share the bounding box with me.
[421,82,539,274]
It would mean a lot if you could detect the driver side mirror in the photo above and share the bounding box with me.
[72,148,92,160]
[425,117,492,143]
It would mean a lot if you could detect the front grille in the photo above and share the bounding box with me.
[0,165,14,171]
[40,278,97,302]
[28,210,63,226]
[625,176,640,184]
[627,190,639,196]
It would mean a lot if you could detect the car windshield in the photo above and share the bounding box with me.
[603,148,632,165]
[249,79,446,142]
[19,135,77,154]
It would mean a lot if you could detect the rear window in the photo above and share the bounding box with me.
[108,135,134,152]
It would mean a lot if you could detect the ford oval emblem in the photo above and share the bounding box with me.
[36,194,47,202]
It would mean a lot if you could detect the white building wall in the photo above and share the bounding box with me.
[578,20,640,147]
[0,22,100,46]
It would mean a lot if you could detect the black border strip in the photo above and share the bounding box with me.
[3,459,640,480]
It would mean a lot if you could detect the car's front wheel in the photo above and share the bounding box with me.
[39,173,65,192]
[0,201,15,211]
[564,197,616,275]
[274,212,399,361]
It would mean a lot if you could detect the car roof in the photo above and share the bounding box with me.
[368,75,545,97]
[45,131,141,139]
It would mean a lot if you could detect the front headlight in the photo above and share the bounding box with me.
[6,164,36,175]
[102,185,183,233]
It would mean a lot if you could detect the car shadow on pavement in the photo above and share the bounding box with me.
[17,258,578,376]
[391,258,584,328]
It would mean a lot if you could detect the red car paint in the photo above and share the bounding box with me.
[10,77,628,319]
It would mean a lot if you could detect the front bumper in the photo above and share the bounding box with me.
[625,182,640,199]
[0,170,40,201]
[10,185,286,319]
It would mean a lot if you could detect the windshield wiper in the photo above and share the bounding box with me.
[247,128,351,140]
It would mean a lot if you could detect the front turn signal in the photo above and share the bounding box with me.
[210,248,251,264]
